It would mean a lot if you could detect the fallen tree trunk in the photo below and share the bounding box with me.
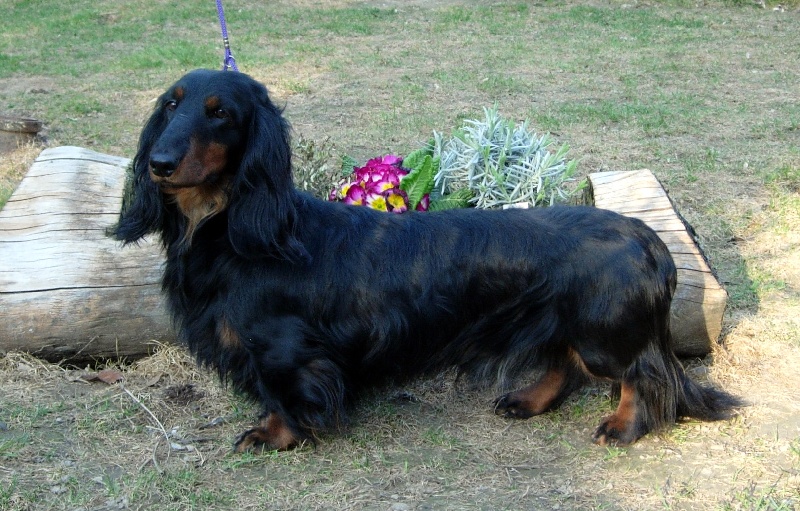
[0,147,174,362]
[0,148,723,362]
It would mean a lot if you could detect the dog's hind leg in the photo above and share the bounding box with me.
[566,338,670,446]
[590,342,743,446]
[588,340,743,446]
[591,381,648,445]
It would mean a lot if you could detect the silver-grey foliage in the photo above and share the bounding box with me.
[433,106,581,209]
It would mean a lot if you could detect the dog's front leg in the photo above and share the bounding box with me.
[223,313,349,452]
[233,355,347,452]
[234,411,300,452]
[233,410,304,452]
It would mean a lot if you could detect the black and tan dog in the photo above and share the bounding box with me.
[114,69,741,451]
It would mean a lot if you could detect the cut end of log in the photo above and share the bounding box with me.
[0,115,43,154]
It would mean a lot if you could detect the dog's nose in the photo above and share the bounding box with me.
[149,154,178,178]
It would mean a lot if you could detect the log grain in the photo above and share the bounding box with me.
[0,146,173,361]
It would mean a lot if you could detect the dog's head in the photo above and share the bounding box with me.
[113,69,306,261]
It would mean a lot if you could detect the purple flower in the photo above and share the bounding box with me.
[329,154,419,214]
[415,193,430,212]
[343,184,367,206]
[369,154,403,166]
[367,178,399,195]
[384,188,409,214]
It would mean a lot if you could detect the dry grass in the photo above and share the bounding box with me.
[0,142,43,208]
[1,332,798,510]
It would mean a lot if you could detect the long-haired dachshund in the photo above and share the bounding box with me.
[114,69,741,451]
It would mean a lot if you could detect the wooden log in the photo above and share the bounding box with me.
[0,150,719,361]
[588,169,727,357]
[0,146,174,362]
[0,115,43,153]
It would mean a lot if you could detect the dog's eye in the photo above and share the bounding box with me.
[212,108,230,120]
[164,100,178,112]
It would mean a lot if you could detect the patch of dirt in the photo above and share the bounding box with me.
[0,76,59,97]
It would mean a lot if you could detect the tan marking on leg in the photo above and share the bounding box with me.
[262,413,299,450]
[496,367,567,417]
[568,347,591,375]
[234,413,300,453]
[593,381,638,446]
[568,347,616,381]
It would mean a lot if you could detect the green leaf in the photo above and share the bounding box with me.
[400,154,435,209]
[429,188,474,211]
[401,146,433,173]
[340,155,359,176]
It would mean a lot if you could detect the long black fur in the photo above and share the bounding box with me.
[115,69,741,450]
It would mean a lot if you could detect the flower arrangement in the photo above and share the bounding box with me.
[329,155,428,213]
[326,107,581,213]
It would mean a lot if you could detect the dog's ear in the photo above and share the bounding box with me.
[111,100,169,245]
[227,88,309,262]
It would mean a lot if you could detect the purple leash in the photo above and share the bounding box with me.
[215,0,239,71]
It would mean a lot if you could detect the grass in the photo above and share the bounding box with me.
[2,0,800,510]
[0,434,30,461]
[724,482,799,511]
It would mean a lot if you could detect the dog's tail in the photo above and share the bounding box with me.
[629,340,743,436]
[673,354,744,422]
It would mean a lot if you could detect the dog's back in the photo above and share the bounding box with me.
[288,202,676,384]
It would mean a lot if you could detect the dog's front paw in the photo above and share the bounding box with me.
[493,393,535,419]
[233,413,301,453]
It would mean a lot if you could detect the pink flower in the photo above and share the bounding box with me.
[384,188,409,214]
[355,162,406,188]
[368,154,403,166]
[367,178,399,195]
[328,154,420,215]
[353,166,373,186]
[343,184,367,206]
[415,193,430,212]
